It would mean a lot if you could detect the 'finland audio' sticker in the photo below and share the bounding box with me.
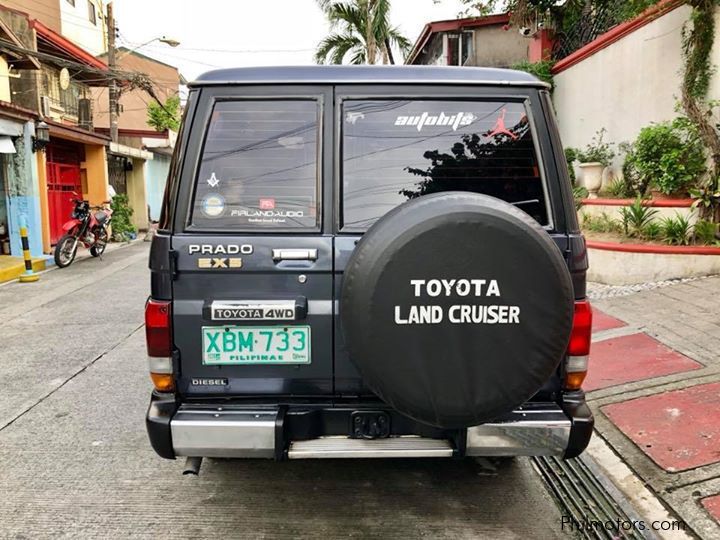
[202,194,225,218]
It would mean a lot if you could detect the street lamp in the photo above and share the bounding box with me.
[32,121,50,153]
[118,36,181,59]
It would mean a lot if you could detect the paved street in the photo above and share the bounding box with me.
[0,243,569,539]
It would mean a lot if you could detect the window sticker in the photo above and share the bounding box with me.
[206,172,220,188]
[201,194,225,218]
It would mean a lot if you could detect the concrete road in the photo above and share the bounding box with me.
[0,243,569,539]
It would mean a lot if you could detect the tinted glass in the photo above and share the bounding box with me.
[342,100,547,230]
[191,100,319,229]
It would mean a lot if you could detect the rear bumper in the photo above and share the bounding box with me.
[146,393,593,460]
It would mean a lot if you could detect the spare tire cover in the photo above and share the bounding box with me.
[340,192,574,429]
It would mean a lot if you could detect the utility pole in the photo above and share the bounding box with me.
[107,1,118,143]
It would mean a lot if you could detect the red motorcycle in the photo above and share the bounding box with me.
[54,194,113,268]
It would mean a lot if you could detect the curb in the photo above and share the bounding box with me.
[584,434,693,539]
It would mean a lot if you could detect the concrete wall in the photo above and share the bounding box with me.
[145,152,170,222]
[3,122,44,257]
[126,157,148,231]
[468,26,529,67]
[553,5,720,164]
[588,247,720,285]
[1,0,61,33]
[0,56,10,102]
[59,0,106,55]
[82,145,109,206]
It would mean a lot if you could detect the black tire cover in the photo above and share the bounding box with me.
[340,192,574,429]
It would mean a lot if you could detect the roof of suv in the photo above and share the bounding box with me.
[189,65,549,88]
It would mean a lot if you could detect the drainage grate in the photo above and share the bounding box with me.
[533,456,657,540]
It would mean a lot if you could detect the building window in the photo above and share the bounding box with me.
[87,1,97,25]
[445,32,473,66]
[66,0,75,6]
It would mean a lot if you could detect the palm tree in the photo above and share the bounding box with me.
[315,0,411,65]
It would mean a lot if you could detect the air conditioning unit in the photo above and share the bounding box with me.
[78,98,93,130]
[40,96,50,117]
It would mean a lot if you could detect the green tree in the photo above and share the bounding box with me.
[315,0,411,64]
[147,95,181,132]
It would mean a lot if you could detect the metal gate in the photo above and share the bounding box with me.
[46,142,82,245]
[108,154,127,195]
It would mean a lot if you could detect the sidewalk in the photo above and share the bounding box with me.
[586,275,720,538]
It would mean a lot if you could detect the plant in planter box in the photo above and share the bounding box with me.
[660,213,693,246]
[575,129,615,198]
[693,219,719,245]
[642,221,662,240]
[624,118,706,198]
[618,197,658,237]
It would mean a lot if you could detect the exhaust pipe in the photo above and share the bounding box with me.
[183,456,203,476]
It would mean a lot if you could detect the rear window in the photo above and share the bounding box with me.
[190,100,319,230]
[341,100,548,230]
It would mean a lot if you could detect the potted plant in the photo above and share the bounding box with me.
[623,118,706,199]
[574,129,615,198]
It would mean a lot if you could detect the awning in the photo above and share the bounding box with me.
[0,136,16,154]
[109,142,153,161]
[0,118,23,137]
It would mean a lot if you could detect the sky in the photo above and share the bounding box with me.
[112,0,469,82]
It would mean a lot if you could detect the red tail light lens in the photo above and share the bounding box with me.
[145,299,172,358]
[568,300,592,356]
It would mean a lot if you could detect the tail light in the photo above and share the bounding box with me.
[145,298,174,392]
[564,300,592,390]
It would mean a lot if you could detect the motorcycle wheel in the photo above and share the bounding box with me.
[54,234,78,268]
[90,227,108,257]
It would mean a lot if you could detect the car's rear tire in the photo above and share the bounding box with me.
[340,192,574,429]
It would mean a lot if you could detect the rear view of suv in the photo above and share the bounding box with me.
[146,65,593,463]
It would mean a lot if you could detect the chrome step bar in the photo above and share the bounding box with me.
[288,436,454,459]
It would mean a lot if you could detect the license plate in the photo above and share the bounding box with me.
[202,325,311,365]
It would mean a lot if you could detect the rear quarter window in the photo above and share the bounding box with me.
[341,99,549,231]
[190,99,320,230]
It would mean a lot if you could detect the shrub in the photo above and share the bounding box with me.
[642,221,662,240]
[624,118,706,196]
[607,177,635,198]
[511,60,555,90]
[575,129,615,166]
[573,185,588,210]
[618,197,658,237]
[110,193,136,241]
[582,212,621,234]
[660,213,693,245]
[693,219,719,245]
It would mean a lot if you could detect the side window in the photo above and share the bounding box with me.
[190,100,320,230]
[159,90,195,230]
[341,99,548,231]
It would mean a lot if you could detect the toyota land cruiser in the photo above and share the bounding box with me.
[146,66,593,464]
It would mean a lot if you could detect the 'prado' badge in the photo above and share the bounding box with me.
[202,194,225,217]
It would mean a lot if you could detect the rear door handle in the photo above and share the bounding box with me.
[272,248,318,262]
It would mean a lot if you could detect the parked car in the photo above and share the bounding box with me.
[145,66,593,468]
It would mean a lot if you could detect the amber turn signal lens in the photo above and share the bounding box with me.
[150,372,175,392]
[564,371,587,390]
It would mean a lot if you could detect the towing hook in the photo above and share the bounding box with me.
[183,456,203,476]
